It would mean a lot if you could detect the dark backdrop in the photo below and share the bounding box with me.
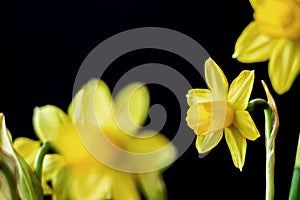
[1,1,300,199]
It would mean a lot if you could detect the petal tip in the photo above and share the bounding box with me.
[232,52,238,59]
[250,70,255,77]
[33,106,41,115]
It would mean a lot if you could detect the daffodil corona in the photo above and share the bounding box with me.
[233,0,300,94]
[14,79,176,200]
[186,58,260,170]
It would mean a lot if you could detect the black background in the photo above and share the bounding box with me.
[2,1,300,199]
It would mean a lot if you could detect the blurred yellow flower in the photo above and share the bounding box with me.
[233,0,300,94]
[14,79,176,200]
[186,58,260,170]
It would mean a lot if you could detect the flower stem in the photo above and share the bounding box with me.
[248,80,279,200]
[261,80,279,200]
[34,141,54,181]
[288,134,300,200]
[264,107,275,200]
[247,99,275,200]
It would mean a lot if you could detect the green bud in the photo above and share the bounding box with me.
[0,113,43,200]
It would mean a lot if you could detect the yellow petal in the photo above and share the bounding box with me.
[224,126,247,171]
[114,83,150,134]
[33,105,70,143]
[186,89,211,106]
[228,70,255,110]
[113,172,140,200]
[269,39,300,94]
[43,154,65,181]
[249,0,264,9]
[233,111,260,141]
[195,130,223,153]
[69,79,115,127]
[13,137,41,168]
[205,58,228,100]
[233,22,274,62]
[126,130,177,171]
[138,172,166,200]
[52,167,72,200]
[72,170,113,200]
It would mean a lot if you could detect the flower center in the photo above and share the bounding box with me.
[208,101,235,131]
[254,0,300,40]
[187,101,235,136]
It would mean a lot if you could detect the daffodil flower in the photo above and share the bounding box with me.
[186,58,260,170]
[14,79,176,200]
[0,113,43,200]
[233,0,300,94]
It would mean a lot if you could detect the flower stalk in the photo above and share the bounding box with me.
[262,80,279,200]
[34,141,55,181]
[247,81,279,200]
[288,134,300,200]
[264,106,275,200]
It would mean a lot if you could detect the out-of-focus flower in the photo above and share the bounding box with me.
[233,0,300,94]
[0,113,43,200]
[186,58,260,170]
[15,79,176,200]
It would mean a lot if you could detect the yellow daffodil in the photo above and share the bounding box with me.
[233,0,300,94]
[14,79,177,200]
[186,58,260,170]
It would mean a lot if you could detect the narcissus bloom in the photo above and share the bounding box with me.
[15,79,176,200]
[186,58,260,170]
[233,0,300,94]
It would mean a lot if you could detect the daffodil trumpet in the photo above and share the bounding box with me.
[288,134,300,200]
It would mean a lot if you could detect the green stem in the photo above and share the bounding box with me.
[34,141,53,181]
[288,134,300,200]
[264,107,275,200]
[0,161,17,200]
[247,99,275,200]
[247,98,269,112]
